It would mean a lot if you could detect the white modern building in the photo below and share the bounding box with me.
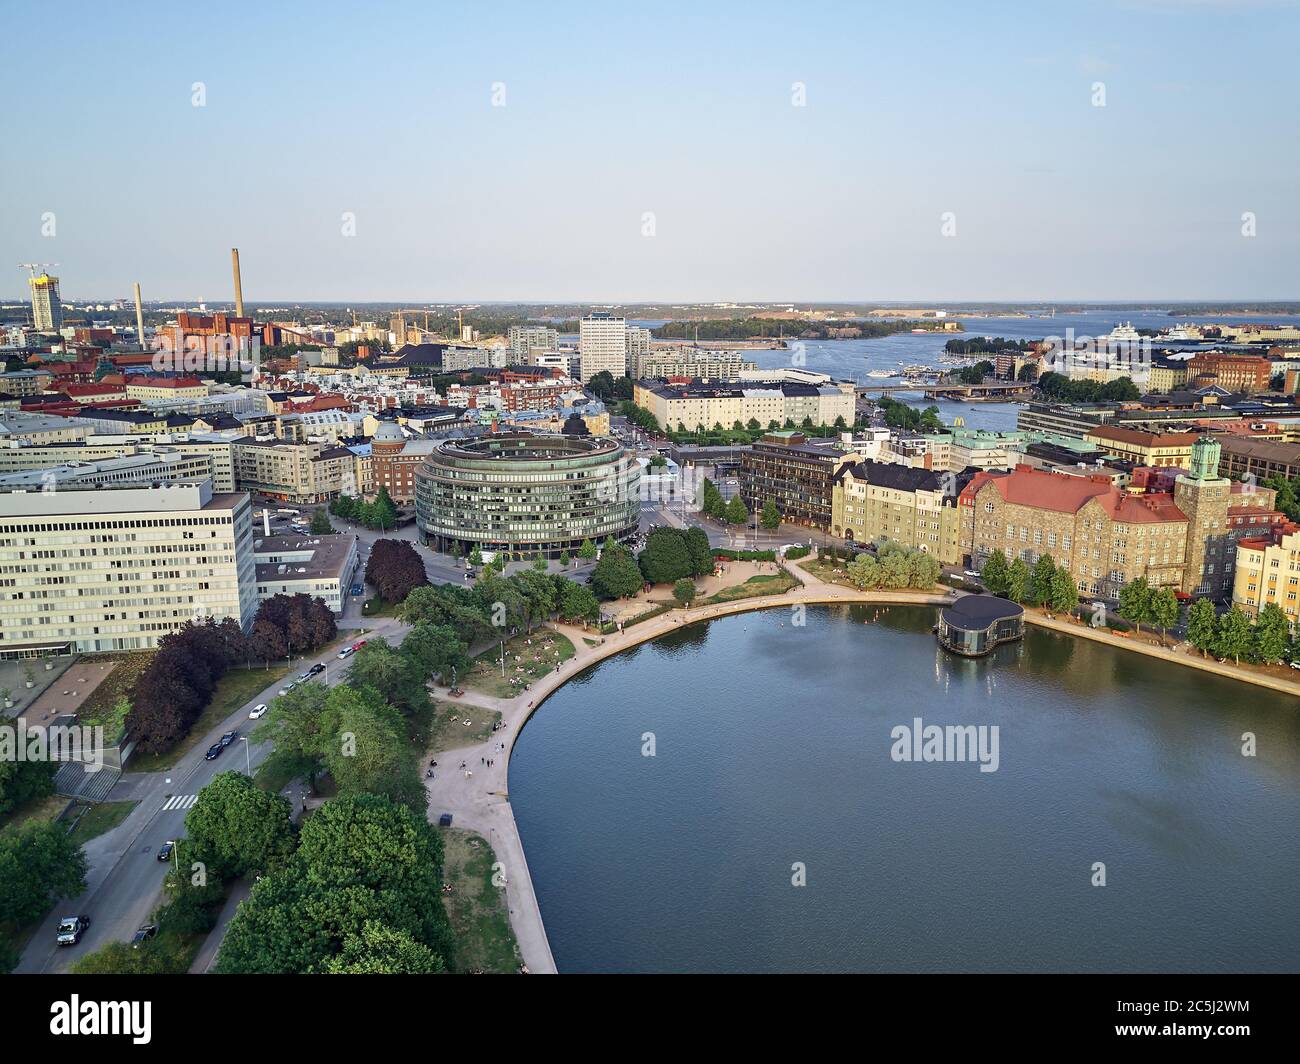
[578,312,627,383]
[253,532,360,615]
[0,481,258,655]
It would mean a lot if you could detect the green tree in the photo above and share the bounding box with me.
[672,578,697,605]
[760,499,781,530]
[1186,598,1218,656]
[1117,577,1153,633]
[216,794,452,975]
[321,686,426,813]
[1214,606,1253,664]
[638,528,693,585]
[370,486,398,531]
[683,527,713,576]
[845,554,881,590]
[1253,602,1290,664]
[1031,554,1057,607]
[1047,567,1078,613]
[980,549,1010,594]
[309,508,333,535]
[577,538,597,560]
[558,580,600,623]
[0,759,56,820]
[559,550,571,568]
[723,495,749,525]
[1149,587,1181,640]
[1005,558,1032,604]
[590,544,644,599]
[184,771,297,880]
[0,821,88,932]
[321,921,445,974]
[401,623,471,684]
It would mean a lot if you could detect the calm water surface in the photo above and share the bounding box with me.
[510,605,1300,972]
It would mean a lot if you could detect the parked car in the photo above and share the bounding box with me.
[157,841,174,862]
[963,570,982,580]
[350,584,364,596]
[297,671,314,683]
[309,663,325,676]
[337,647,354,660]
[351,641,367,651]
[219,730,238,747]
[131,925,158,949]
[278,681,298,696]
[249,703,269,719]
[1289,661,1300,671]
[56,915,91,946]
[204,743,224,761]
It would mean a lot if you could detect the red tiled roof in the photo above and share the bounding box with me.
[983,465,1113,513]
[980,465,1187,524]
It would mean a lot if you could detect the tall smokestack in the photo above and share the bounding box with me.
[133,282,146,350]
[231,248,245,318]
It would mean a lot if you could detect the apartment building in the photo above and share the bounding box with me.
[635,380,855,433]
[1186,353,1272,393]
[508,325,559,359]
[1214,434,1300,483]
[578,313,628,383]
[739,432,859,528]
[832,461,965,564]
[1232,522,1300,622]
[124,376,210,402]
[232,438,329,502]
[0,481,257,655]
[636,347,758,382]
[1083,426,1200,469]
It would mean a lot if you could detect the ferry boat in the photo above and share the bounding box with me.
[1100,321,1142,342]
[865,369,894,379]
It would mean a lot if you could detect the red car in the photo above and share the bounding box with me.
[351,640,367,652]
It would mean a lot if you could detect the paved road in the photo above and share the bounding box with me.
[17,616,410,974]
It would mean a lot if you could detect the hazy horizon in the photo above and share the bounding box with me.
[3,0,1297,303]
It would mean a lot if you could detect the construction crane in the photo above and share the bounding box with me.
[18,262,59,277]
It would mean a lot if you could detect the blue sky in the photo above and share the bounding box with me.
[2,0,1296,302]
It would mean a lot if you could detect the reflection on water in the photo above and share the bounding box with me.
[511,606,1300,972]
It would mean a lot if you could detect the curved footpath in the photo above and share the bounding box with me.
[423,560,951,973]
[427,559,1300,972]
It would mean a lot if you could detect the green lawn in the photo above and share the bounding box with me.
[75,652,154,720]
[128,665,289,774]
[704,570,799,604]
[440,828,522,974]
[463,630,574,699]
[0,793,68,835]
[426,701,501,755]
[361,595,399,617]
[67,800,138,847]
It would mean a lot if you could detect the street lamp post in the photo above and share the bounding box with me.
[239,736,251,776]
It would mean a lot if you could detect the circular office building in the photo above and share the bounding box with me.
[937,596,1025,657]
[415,433,641,558]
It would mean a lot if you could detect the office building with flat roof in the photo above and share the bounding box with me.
[0,481,257,655]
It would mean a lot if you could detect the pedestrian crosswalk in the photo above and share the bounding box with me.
[162,794,198,812]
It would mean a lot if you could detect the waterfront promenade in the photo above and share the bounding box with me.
[425,557,1300,973]
[422,558,949,973]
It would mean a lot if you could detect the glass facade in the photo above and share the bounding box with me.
[415,434,641,557]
